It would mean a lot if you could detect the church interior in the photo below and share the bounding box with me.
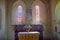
[0,0,60,40]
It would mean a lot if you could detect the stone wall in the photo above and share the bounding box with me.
[5,0,57,40]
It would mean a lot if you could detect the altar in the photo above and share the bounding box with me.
[14,25,44,40]
[18,32,39,40]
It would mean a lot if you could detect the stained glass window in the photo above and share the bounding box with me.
[35,5,40,24]
[18,6,22,23]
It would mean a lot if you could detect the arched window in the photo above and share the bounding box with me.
[12,0,26,25]
[35,5,40,24]
[18,6,22,23]
[32,5,40,24]
[32,1,41,24]
[32,0,46,24]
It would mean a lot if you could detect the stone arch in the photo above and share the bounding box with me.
[31,0,47,24]
[12,0,26,25]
